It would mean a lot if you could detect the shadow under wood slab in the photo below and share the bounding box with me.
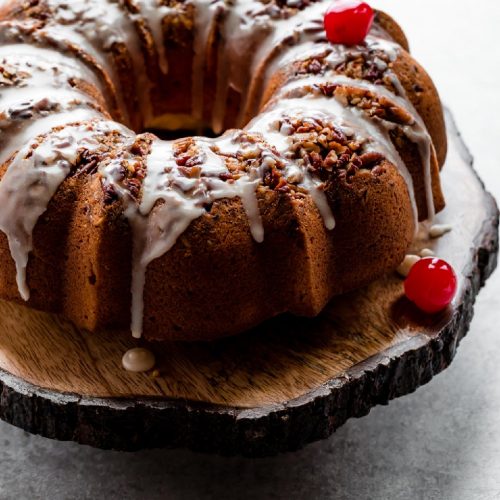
[0,111,497,456]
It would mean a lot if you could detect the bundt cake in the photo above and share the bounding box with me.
[0,0,447,341]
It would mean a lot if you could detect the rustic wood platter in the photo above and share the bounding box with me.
[0,112,497,457]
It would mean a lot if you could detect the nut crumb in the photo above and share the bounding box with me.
[420,248,435,257]
[429,224,452,239]
[397,254,420,278]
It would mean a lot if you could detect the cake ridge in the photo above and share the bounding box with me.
[44,0,156,125]
[0,119,132,300]
[0,18,125,122]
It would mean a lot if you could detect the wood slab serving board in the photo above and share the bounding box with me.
[0,111,497,456]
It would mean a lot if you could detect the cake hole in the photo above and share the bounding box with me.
[143,127,219,141]
[143,112,225,139]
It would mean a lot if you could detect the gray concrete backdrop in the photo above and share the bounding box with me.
[0,1,499,499]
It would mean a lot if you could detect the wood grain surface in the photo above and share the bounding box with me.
[0,112,497,455]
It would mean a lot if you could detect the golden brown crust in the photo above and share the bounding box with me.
[374,10,409,51]
[373,10,447,167]
[391,54,447,167]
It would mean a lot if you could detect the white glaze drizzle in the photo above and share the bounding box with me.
[0,19,129,123]
[275,72,437,223]
[99,139,198,338]
[45,0,154,122]
[0,44,103,90]
[211,40,230,134]
[0,108,104,165]
[397,254,420,278]
[420,248,435,257]
[0,44,107,163]
[104,135,268,338]
[0,88,95,125]
[429,223,452,239]
[220,0,327,129]
[211,2,278,129]
[366,38,435,221]
[187,0,328,133]
[16,22,115,83]
[257,22,435,222]
[248,106,336,230]
[134,0,173,74]
[0,120,128,300]
[248,94,416,228]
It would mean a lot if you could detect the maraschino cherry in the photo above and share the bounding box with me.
[324,1,374,46]
[404,258,458,314]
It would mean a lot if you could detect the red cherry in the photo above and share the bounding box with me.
[404,258,458,314]
[324,1,374,46]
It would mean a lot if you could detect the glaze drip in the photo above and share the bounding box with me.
[135,0,173,74]
[0,120,128,300]
[45,0,154,123]
[274,72,437,222]
[108,135,271,337]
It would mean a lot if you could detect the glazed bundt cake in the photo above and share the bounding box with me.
[0,0,447,341]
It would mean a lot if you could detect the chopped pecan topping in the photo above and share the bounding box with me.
[335,49,393,87]
[358,152,385,169]
[296,48,398,94]
[175,139,200,167]
[252,0,323,19]
[103,184,118,204]
[280,115,386,185]
[0,62,29,87]
[319,84,414,125]
[130,135,153,156]
[178,165,201,178]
